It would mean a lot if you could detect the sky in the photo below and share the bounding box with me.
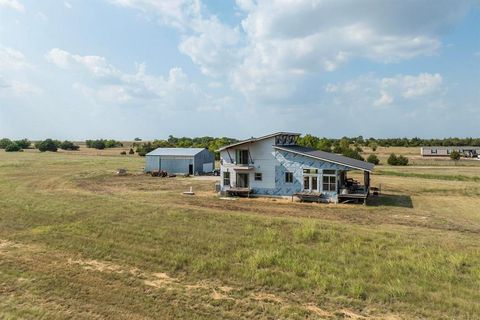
[0,0,479,140]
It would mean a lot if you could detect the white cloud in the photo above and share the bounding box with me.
[108,0,201,30]
[46,48,120,77]
[326,73,444,108]
[64,1,72,9]
[0,77,42,96]
[0,0,24,12]
[0,46,29,70]
[47,48,224,111]
[108,0,469,105]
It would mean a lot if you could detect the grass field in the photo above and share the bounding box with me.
[1,149,480,319]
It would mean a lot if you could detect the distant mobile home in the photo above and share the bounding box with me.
[145,148,215,175]
[421,146,480,157]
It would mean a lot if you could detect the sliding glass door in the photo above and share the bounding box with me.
[303,168,319,192]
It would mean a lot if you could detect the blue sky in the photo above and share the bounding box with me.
[0,0,479,140]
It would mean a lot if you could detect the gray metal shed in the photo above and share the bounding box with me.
[144,148,215,175]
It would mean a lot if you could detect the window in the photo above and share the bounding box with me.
[235,149,249,165]
[285,172,293,183]
[322,175,336,192]
[323,169,336,175]
[223,172,230,186]
[254,172,262,181]
[303,168,318,174]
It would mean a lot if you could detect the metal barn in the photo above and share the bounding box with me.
[144,148,215,175]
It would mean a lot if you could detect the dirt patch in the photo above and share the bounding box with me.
[251,292,284,303]
[211,289,234,300]
[305,304,333,318]
[67,258,125,274]
[0,239,16,250]
[144,272,178,289]
[335,309,366,319]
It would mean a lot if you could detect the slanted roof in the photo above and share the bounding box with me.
[146,147,206,157]
[274,145,374,172]
[217,132,301,151]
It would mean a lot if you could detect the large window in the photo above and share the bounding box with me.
[235,149,249,165]
[322,170,336,192]
[285,172,293,183]
[223,172,230,186]
[254,172,262,181]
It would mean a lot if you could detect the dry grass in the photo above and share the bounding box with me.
[1,150,480,319]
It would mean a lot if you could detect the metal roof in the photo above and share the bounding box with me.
[274,145,375,172]
[146,148,206,157]
[217,132,301,151]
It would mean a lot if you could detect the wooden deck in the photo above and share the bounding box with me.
[226,188,252,197]
[293,192,326,203]
[338,187,369,204]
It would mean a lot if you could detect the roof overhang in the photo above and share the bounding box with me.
[217,132,301,152]
[274,146,374,172]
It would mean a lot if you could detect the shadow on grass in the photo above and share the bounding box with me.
[368,193,413,208]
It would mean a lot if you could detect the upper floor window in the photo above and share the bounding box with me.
[235,149,250,165]
[254,172,262,181]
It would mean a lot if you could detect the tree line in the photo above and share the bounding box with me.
[296,134,480,150]
[134,136,239,157]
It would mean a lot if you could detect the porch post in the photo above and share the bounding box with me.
[364,171,370,194]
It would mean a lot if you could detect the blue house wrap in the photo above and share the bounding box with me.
[218,132,374,203]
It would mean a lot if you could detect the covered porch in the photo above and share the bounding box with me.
[337,170,371,204]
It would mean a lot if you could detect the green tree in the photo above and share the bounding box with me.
[60,141,79,151]
[450,150,461,164]
[5,143,22,152]
[14,139,31,149]
[367,154,380,165]
[341,148,364,161]
[0,138,12,149]
[37,139,58,152]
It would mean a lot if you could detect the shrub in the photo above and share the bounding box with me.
[397,155,409,166]
[120,151,127,155]
[367,154,380,165]
[60,140,79,151]
[136,142,155,157]
[388,153,409,166]
[37,139,58,152]
[450,150,461,162]
[86,139,122,149]
[14,139,31,149]
[342,148,364,161]
[105,139,123,148]
[129,148,135,155]
[0,138,12,149]
[5,143,22,152]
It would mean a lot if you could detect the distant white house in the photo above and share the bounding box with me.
[421,146,480,158]
[144,148,215,175]
[218,132,374,203]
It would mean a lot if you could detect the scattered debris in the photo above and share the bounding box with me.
[183,186,195,196]
[151,170,168,177]
[116,168,127,176]
[219,197,238,201]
